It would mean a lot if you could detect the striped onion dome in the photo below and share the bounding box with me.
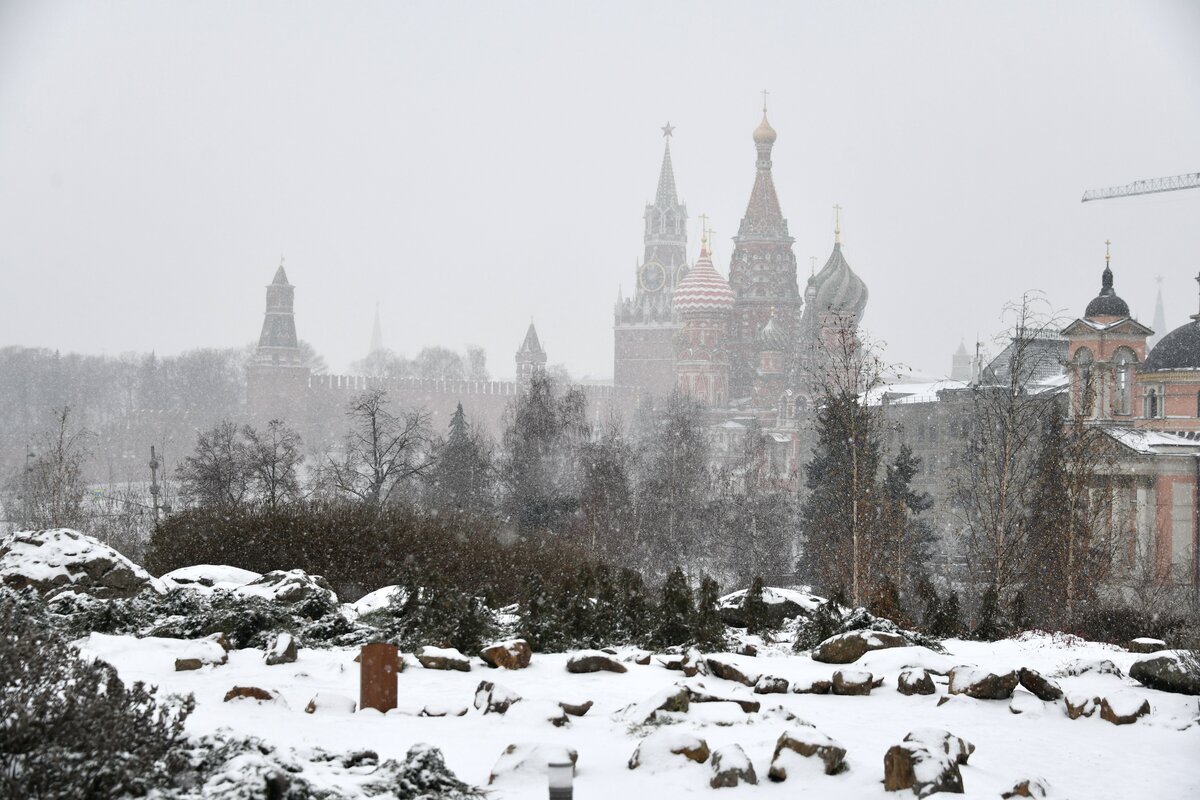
[673,244,735,315]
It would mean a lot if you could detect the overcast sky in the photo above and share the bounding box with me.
[1,0,1198,381]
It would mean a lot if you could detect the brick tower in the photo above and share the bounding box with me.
[614,124,688,397]
[516,321,547,384]
[246,261,310,423]
[727,104,801,399]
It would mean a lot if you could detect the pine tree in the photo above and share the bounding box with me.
[617,568,652,644]
[427,403,493,515]
[971,585,1005,641]
[742,576,776,636]
[693,575,725,650]
[876,444,935,609]
[518,573,562,652]
[652,567,695,648]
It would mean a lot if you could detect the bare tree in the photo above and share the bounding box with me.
[325,389,431,507]
[242,419,304,511]
[7,406,93,530]
[953,293,1064,606]
[175,420,250,511]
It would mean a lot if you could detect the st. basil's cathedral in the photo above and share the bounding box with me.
[614,107,868,475]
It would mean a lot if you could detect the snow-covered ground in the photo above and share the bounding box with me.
[77,632,1200,799]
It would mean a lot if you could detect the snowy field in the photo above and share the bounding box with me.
[78,632,1200,798]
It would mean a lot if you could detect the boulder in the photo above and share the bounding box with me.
[558,699,593,717]
[1056,658,1123,679]
[1099,691,1151,725]
[0,528,161,599]
[631,651,653,666]
[566,650,627,674]
[754,675,790,694]
[1017,668,1062,701]
[718,585,822,628]
[884,729,973,797]
[898,668,936,696]
[264,632,297,665]
[832,669,873,696]
[737,643,759,657]
[710,744,757,788]
[1002,777,1052,798]
[1008,693,1044,716]
[417,646,471,672]
[904,729,974,766]
[685,682,761,713]
[480,639,532,670]
[174,638,228,671]
[1126,637,1167,654]
[705,656,759,687]
[793,678,832,695]
[223,686,278,703]
[488,743,577,785]
[768,728,847,779]
[504,699,570,727]
[304,692,356,714]
[161,564,260,593]
[1064,692,1100,720]
[628,730,710,769]
[235,568,338,606]
[420,703,469,717]
[474,680,522,715]
[657,654,700,677]
[948,666,1018,699]
[1129,652,1200,695]
[812,629,907,664]
[629,685,690,723]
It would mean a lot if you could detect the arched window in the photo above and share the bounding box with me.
[1144,388,1159,419]
[1073,347,1095,416]
[1113,348,1136,416]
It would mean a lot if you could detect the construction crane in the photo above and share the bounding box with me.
[1081,172,1200,202]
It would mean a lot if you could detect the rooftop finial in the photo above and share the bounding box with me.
[661,122,674,138]
[833,204,842,245]
[1105,239,1111,265]
[699,213,710,256]
[810,255,817,276]
[761,88,769,113]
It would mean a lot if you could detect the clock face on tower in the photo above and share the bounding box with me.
[639,262,667,292]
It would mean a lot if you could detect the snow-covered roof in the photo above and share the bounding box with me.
[1106,427,1200,455]
[865,379,968,407]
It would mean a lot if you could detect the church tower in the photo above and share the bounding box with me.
[246,262,310,423]
[516,321,547,384]
[728,103,801,399]
[614,124,688,397]
[674,229,735,406]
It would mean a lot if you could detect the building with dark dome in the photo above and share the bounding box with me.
[1063,255,1200,587]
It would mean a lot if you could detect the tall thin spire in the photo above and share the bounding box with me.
[655,123,679,207]
[833,204,842,245]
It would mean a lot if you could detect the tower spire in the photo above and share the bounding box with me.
[369,302,383,355]
[833,204,842,245]
[655,123,679,207]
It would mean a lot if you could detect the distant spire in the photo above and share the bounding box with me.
[369,302,383,354]
[655,125,679,207]
[741,102,787,240]
[272,255,290,286]
[833,204,842,245]
[699,213,711,257]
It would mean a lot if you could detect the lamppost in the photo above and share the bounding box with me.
[148,446,161,522]
[547,762,573,799]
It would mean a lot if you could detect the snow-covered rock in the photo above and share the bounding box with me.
[235,569,338,606]
[768,727,847,779]
[160,564,260,593]
[812,629,907,664]
[1129,651,1200,695]
[173,636,229,670]
[626,684,690,723]
[718,586,824,628]
[474,680,522,714]
[884,728,974,797]
[417,646,471,672]
[0,528,162,599]
[898,668,936,695]
[1017,667,1063,701]
[480,638,532,670]
[1099,691,1151,725]
[1127,637,1167,654]
[710,744,757,788]
[304,691,356,714]
[705,655,760,686]
[1002,776,1053,798]
[628,729,710,770]
[264,632,297,665]
[502,699,569,727]
[488,743,577,785]
[223,686,281,703]
[345,584,404,616]
[948,665,1019,699]
[832,669,873,695]
[1055,657,1123,679]
[566,649,626,674]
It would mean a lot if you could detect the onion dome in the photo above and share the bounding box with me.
[1084,265,1130,319]
[753,112,777,145]
[756,309,789,351]
[811,241,868,320]
[673,240,735,315]
[1143,274,1200,372]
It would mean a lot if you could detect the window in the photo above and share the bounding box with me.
[1144,388,1160,419]
[1113,348,1135,416]
[1073,347,1095,416]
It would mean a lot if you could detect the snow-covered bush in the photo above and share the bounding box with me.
[0,589,194,798]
